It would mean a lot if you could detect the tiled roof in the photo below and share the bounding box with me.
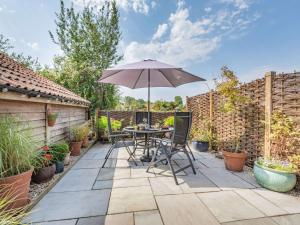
[0,53,90,106]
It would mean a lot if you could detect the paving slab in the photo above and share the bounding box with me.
[97,167,131,180]
[234,189,287,216]
[232,170,261,187]
[77,216,105,225]
[199,168,255,190]
[27,190,111,223]
[112,178,149,188]
[271,214,300,225]
[72,159,104,169]
[108,186,157,214]
[150,177,183,195]
[93,180,114,189]
[156,193,220,225]
[131,166,156,178]
[254,189,300,214]
[198,157,225,168]
[116,159,131,167]
[134,210,163,225]
[222,217,278,225]
[51,168,99,192]
[33,219,77,225]
[198,191,264,222]
[105,213,134,225]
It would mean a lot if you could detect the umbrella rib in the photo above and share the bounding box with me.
[132,69,144,89]
[174,68,206,81]
[99,70,122,81]
[158,69,176,87]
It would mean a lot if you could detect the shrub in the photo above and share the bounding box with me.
[0,116,38,178]
[163,116,174,127]
[80,123,90,138]
[49,143,70,162]
[70,125,86,142]
[47,112,58,120]
[98,116,122,133]
[257,157,296,173]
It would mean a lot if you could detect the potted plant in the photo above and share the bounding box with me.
[190,127,210,152]
[49,143,70,173]
[0,116,38,209]
[253,112,299,192]
[31,145,56,184]
[216,66,249,172]
[70,125,85,156]
[47,111,58,127]
[81,123,90,148]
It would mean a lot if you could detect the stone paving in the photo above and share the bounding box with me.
[26,143,300,225]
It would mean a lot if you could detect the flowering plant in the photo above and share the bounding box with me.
[257,157,296,173]
[32,145,53,170]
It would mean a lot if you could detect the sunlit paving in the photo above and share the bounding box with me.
[0,0,299,225]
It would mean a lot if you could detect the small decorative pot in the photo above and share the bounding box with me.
[223,150,247,172]
[70,141,82,156]
[82,136,89,148]
[192,141,209,152]
[32,164,56,184]
[48,118,56,127]
[64,152,71,165]
[253,161,296,192]
[55,161,64,174]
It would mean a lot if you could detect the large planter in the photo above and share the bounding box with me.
[55,161,64,174]
[64,152,71,165]
[0,169,33,209]
[32,164,56,184]
[70,141,82,156]
[82,136,89,148]
[223,150,247,172]
[253,161,296,192]
[192,141,209,152]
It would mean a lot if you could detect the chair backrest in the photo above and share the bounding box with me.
[172,112,192,145]
[106,111,113,135]
[135,111,152,125]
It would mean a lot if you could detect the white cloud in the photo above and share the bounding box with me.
[151,1,156,8]
[220,0,250,10]
[73,0,150,14]
[27,42,39,51]
[152,23,168,40]
[122,0,257,66]
[0,7,2,12]
[204,7,212,12]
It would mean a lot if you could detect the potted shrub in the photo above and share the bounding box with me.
[190,127,210,152]
[31,146,56,184]
[49,143,70,173]
[70,126,85,156]
[81,123,90,148]
[216,66,249,172]
[253,112,299,192]
[0,116,38,209]
[47,111,58,127]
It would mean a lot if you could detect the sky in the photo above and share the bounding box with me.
[1,0,300,102]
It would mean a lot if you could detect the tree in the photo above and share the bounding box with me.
[174,96,183,110]
[48,0,122,110]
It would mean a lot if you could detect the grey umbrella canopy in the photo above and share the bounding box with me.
[99,59,206,122]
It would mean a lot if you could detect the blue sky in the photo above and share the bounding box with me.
[1,0,300,101]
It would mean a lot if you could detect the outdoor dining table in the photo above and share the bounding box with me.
[123,127,173,162]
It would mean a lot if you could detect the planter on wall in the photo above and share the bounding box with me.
[32,164,56,184]
[253,161,296,192]
[0,169,33,209]
[192,141,209,152]
[223,150,247,172]
[70,141,82,156]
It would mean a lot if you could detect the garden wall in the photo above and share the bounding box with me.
[186,72,300,166]
[0,99,88,145]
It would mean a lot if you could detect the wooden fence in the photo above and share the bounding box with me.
[186,72,300,165]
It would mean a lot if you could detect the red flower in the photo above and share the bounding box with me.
[44,153,52,161]
[42,145,49,151]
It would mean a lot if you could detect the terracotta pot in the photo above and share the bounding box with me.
[82,136,89,148]
[70,141,82,156]
[222,150,247,172]
[48,118,56,127]
[64,152,71,165]
[0,169,33,209]
[32,164,56,184]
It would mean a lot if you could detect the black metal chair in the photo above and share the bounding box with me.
[135,111,152,125]
[102,112,137,168]
[146,112,196,185]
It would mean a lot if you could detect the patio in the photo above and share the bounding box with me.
[26,143,300,225]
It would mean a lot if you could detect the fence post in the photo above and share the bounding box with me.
[209,90,214,151]
[264,71,275,157]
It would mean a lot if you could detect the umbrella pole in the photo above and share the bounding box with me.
[147,69,150,126]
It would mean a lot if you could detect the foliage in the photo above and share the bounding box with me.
[47,0,122,111]
[70,125,86,142]
[47,112,58,120]
[190,127,210,142]
[163,116,174,127]
[257,157,296,173]
[0,185,28,225]
[119,96,147,111]
[269,111,300,159]
[216,66,249,152]
[98,116,122,134]
[80,123,90,138]
[0,116,38,178]
[49,143,70,162]
[288,155,300,174]
[31,146,54,170]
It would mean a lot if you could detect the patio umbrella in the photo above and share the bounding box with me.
[98,59,205,123]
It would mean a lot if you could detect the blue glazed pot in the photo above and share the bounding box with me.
[55,161,64,174]
[192,141,209,152]
[253,161,296,192]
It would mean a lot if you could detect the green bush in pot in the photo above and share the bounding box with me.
[70,125,86,156]
[0,116,38,209]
